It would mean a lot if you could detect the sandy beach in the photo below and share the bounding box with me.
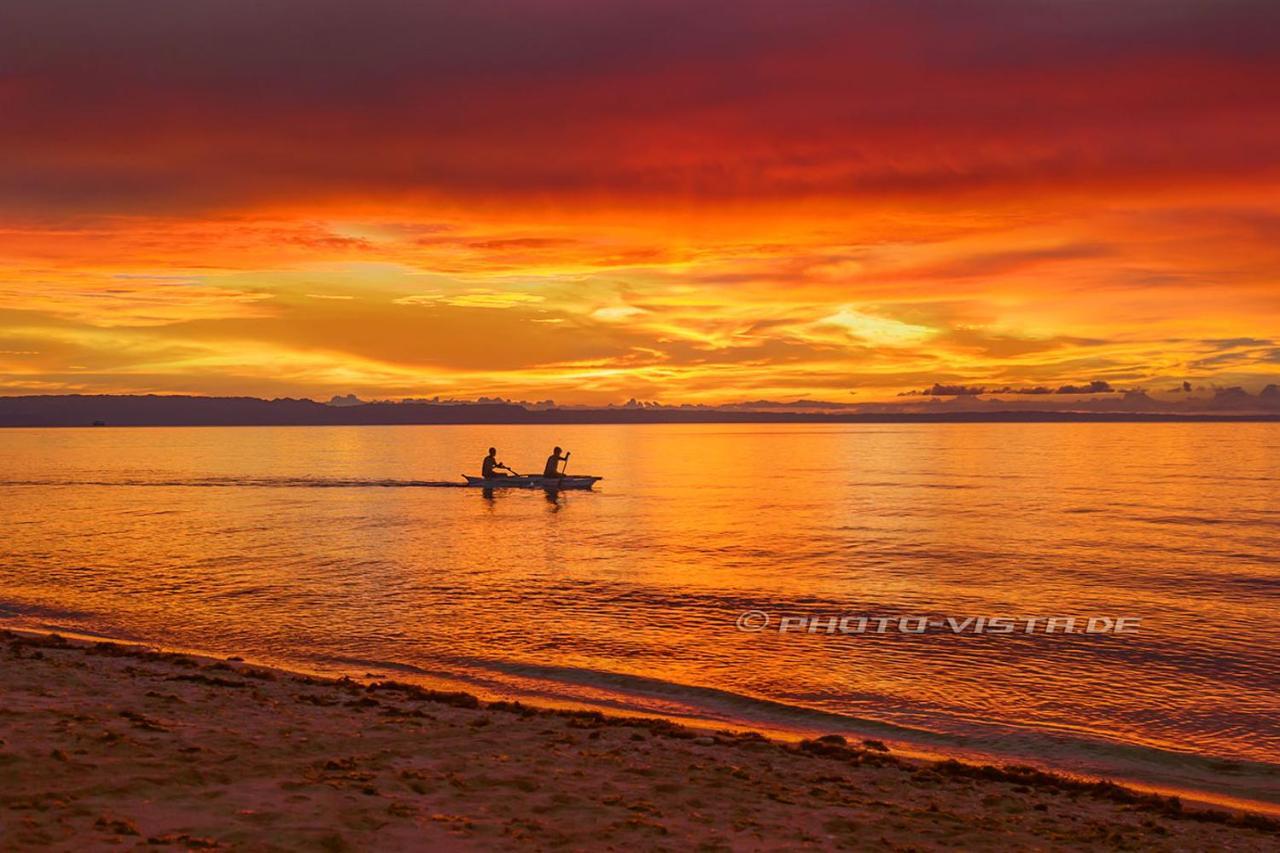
[0,630,1274,850]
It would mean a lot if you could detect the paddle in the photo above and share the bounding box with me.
[560,451,570,476]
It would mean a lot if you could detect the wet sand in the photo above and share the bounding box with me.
[1,630,1275,851]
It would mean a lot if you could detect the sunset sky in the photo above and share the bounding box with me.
[3,0,1279,404]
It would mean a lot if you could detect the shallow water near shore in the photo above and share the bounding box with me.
[2,423,1278,811]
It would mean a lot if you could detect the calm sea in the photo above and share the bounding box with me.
[2,423,1277,810]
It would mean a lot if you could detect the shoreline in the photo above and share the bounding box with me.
[2,629,1276,850]
[7,621,1274,820]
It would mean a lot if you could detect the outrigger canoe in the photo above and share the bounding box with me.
[462,475,602,490]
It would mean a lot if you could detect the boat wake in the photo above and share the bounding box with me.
[1,476,473,489]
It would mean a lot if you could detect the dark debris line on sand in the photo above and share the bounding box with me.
[0,630,1276,850]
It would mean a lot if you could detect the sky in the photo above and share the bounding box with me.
[2,0,1279,405]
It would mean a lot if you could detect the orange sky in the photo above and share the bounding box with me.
[2,0,1279,404]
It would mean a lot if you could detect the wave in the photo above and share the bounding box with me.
[312,648,1280,799]
[313,650,941,741]
[0,476,471,489]
[308,649,1280,807]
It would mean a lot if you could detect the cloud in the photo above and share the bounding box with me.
[441,292,545,309]
[467,238,579,251]
[0,279,274,327]
[1205,338,1274,349]
[819,308,935,347]
[394,291,544,309]
[940,327,1107,359]
[4,1,1280,213]
[900,384,987,397]
[1054,380,1115,395]
[1,1,1279,402]
[591,305,648,322]
[881,244,1113,282]
[900,380,1120,397]
[391,293,443,307]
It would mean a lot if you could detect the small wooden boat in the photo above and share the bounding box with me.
[461,475,602,490]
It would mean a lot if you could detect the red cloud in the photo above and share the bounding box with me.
[2,0,1278,214]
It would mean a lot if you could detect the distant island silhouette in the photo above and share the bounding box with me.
[1,393,1277,427]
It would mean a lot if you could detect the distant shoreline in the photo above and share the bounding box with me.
[7,417,1280,427]
[4,414,1278,427]
[2,394,1278,427]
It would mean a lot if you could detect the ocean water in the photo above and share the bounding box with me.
[2,423,1277,811]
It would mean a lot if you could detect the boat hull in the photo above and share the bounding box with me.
[462,475,601,490]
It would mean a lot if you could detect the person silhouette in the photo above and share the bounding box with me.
[542,446,568,478]
[481,447,511,479]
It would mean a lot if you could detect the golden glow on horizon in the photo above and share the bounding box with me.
[3,195,1278,404]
